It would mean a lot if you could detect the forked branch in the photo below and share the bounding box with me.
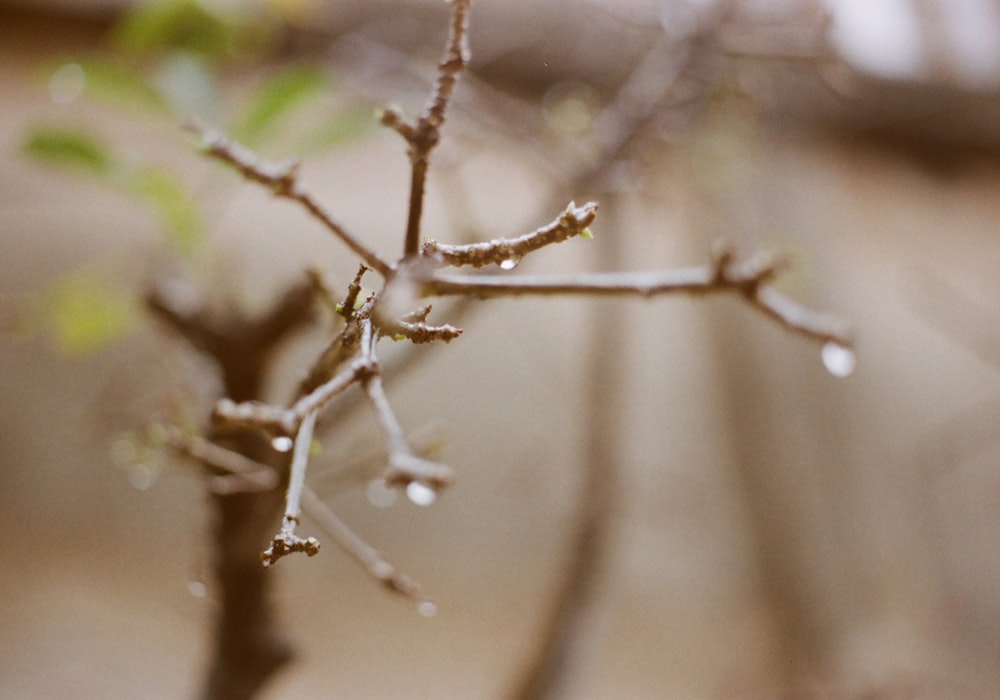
[165,426,430,600]
[421,246,852,347]
[380,0,472,256]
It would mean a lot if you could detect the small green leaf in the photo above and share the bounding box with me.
[392,333,407,342]
[129,167,205,257]
[23,126,113,175]
[579,228,593,239]
[41,272,138,354]
[234,66,328,147]
[74,58,170,114]
[113,0,233,58]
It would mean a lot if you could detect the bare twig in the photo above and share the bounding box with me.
[164,426,279,494]
[214,310,454,561]
[261,410,321,568]
[422,202,598,268]
[380,0,472,256]
[162,424,429,597]
[187,124,394,278]
[421,251,852,348]
[214,352,373,436]
[301,487,431,602]
[379,313,463,344]
[363,373,455,489]
[358,319,455,489]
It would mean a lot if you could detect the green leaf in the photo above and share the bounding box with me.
[73,58,170,115]
[23,126,113,175]
[579,228,593,239]
[113,0,233,58]
[41,272,138,355]
[233,66,328,147]
[129,167,205,257]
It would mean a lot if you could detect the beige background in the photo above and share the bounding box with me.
[2,2,1000,698]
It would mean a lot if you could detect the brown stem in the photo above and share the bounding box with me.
[147,278,316,700]
[389,0,471,258]
[404,157,429,257]
[508,202,625,700]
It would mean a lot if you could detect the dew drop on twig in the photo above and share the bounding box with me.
[187,581,207,598]
[271,435,294,453]
[499,258,519,271]
[821,341,856,378]
[406,481,437,506]
[366,479,398,508]
[417,600,438,618]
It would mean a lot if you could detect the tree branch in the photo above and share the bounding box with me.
[261,410,321,568]
[380,0,472,257]
[164,426,279,495]
[186,123,394,278]
[300,486,433,605]
[164,425,429,599]
[422,202,598,268]
[421,250,852,348]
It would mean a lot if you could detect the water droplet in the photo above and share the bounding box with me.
[417,600,438,618]
[128,463,156,491]
[499,258,519,271]
[49,63,86,104]
[366,479,398,508]
[406,481,437,506]
[187,581,207,598]
[821,341,856,378]
[271,435,294,453]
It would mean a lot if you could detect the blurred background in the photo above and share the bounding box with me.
[2,0,1000,698]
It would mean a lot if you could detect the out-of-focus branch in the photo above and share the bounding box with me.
[164,426,278,495]
[186,123,394,278]
[300,486,432,606]
[362,372,454,489]
[164,426,429,600]
[145,276,319,700]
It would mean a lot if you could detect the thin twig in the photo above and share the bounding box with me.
[422,202,598,268]
[380,0,472,256]
[421,253,852,347]
[261,410,321,568]
[363,373,455,489]
[186,123,394,277]
[213,354,370,436]
[387,319,463,344]
[164,426,279,494]
[358,319,455,489]
[310,423,446,493]
[301,487,431,601]
[162,426,429,597]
